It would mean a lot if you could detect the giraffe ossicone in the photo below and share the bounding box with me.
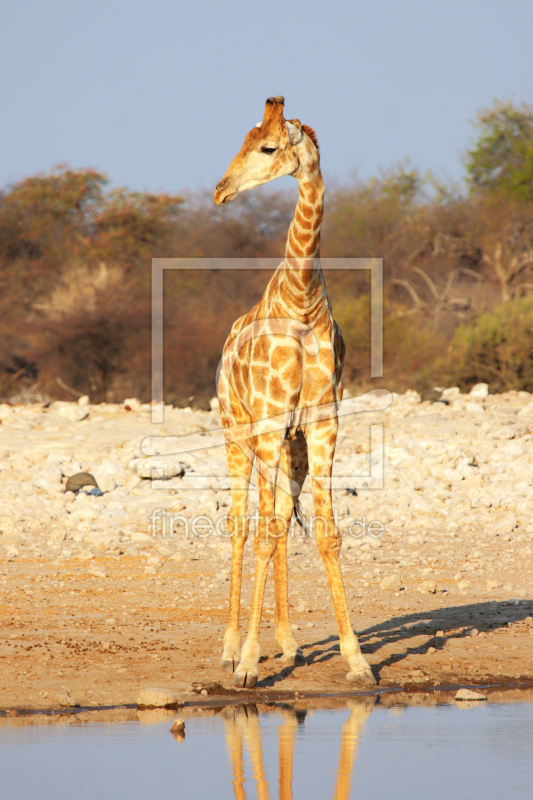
[214,96,376,688]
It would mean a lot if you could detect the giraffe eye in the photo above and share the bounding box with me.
[261,147,277,155]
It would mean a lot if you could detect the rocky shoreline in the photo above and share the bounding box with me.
[1,385,533,708]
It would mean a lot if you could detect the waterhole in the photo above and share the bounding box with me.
[1,693,532,799]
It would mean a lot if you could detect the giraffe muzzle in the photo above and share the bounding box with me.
[214,178,238,205]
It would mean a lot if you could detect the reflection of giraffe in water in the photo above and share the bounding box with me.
[214,95,375,689]
[220,698,374,800]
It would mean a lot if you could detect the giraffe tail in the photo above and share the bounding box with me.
[292,500,309,537]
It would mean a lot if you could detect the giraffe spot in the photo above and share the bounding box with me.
[281,364,302,390]
[294,210,312,230]
[252,397,265,417]
[269,374,285,400]
[305,187,318,204]
[288,232,305,256]
[300,204,313,220]
[252,368,267,395]
[253,336,270,362]
[312,213,323,230]
[271,344,300,372]
[266,401,283,416]
[302,366,328,402]
[293,230,312,247]
[318,348,335,368]
[286,273,305,291]
[231,366,245,396]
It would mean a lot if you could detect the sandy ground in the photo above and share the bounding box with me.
[0,552,532,710]
[1,388,533,710]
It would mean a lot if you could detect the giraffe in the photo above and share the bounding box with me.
[214,96,375,689]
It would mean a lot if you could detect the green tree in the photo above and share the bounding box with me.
[465,99,533,201]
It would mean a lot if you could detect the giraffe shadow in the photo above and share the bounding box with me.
[257,599,532,685]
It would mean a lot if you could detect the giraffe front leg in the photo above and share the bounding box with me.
[220,443,253,673]
[233,521,275,688]
[220,529,246,672]
[234,436,284,688]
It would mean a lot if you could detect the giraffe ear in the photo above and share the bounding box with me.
[286,121,304,145]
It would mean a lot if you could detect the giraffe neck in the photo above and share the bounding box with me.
[278,170,326,315]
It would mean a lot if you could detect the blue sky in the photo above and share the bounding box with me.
[2,0,533,196]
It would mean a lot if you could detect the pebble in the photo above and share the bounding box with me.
[170,718,185,732]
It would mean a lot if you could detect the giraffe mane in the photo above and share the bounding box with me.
[302,125,319,150]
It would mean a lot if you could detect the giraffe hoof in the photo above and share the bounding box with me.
[219,657,238,673]
[234,669,257,689]
[346,667,377,686]
[280,651,307,668]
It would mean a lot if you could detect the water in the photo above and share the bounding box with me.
[1,696,533,799]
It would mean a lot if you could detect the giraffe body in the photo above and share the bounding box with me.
[214,97,375,688]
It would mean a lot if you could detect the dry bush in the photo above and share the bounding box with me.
[27,263,151,402]
[442,294,533,392]
[3,161,533,404]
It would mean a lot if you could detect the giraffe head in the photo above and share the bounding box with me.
[214,96,320,204]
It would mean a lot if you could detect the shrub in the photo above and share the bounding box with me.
[444,294,533,392]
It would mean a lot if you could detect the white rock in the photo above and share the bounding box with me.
[467,402,486,413]
[137,688,184,708]
[209,397,220,411]
[124,398,141,411]
[517,402,533,417]
[417,579,437,594]
[170,718,185,732]
[455,688,487,701]
[129,456,186,480]
[472,496,492,508]
[78,395,90,407]
[130,532,154,542]
[92,461,125,493]
[88,567,107,578]
[297,601,309,613]
[380,574,403,592]
[0,516,17,533]
[470,383,489,399]
[33,466,63,495]
[56,693,79,707]
[54,403,90,422]
[0,405,14,420]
